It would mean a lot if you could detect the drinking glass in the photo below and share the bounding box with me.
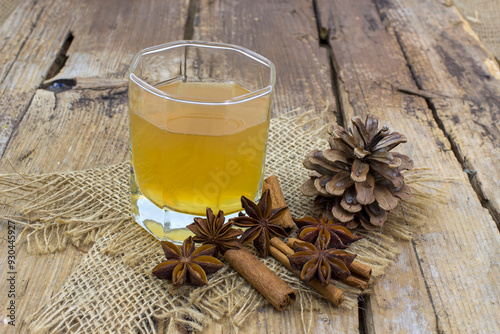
[128,41,275,243]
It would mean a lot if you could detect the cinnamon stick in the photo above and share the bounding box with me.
[269,239,344,306]
[224,248,296,311]
[263,176,295,234]
[270,237,295,256]
[342,275,369,291]
[286,238,371,289]
[348,260,372,280]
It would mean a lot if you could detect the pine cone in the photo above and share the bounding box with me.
[302,114,413,230]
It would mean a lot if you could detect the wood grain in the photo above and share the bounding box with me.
[2,0,499,333]
[189,0,357,332]
[201,304,359,334]
[0,88,130,173]
[52,0,190,80]
[192,0,337,119]
[0,226,86,334]
[319,0,500,332]
[375,0,500,226]
[0,1,189,333]
[365,243,437,333]
[0,0,73,156]
[0,0,191,159]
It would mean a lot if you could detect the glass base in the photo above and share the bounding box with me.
[131,194,240,244]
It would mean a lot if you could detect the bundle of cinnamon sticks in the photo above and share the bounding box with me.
[222,176,371,310]
[269,237,372,306]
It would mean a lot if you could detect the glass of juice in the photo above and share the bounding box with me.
[128,41,275,243]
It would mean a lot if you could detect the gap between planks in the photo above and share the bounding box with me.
[322,0,499,332]
[368,5,447,330]
[0,93,35,160]
[313,0,479,333]
[183,0,199,40]
[374,0,500,229]
[0,2,44,87]
[391,26,493,227]
[311,1,371,332]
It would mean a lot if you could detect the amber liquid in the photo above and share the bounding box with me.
[130,81,270,216]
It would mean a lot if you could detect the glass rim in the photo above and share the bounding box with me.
[129,40,276,105]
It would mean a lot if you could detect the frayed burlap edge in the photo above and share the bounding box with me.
[0,163,131,253]
[0,109,330,254]
[0,112,450,333]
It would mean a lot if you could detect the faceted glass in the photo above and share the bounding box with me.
[129,41,275,243]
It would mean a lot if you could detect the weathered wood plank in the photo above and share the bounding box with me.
[365,244,437,333]
[0,1,189,333]
[189,0,357,332]
[192,0,336,118]
[0,87,131,333]
[52,0,190,80]
[318,0,500,332]
[0,0,73,156]
[0,231,86,334]
[0,87,129,173]
[267,304,358,334]
[0,0,20,24]
[202,302,358,334]
[1,87,130,334]
[317,1,438,330]
[375,0,500,226]
[0,3,80,333]
[0,0,190,161]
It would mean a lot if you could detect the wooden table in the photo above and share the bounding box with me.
[1,0,499,333]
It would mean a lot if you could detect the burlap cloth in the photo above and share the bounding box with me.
[0,0,19,24]
[453,0,500,59]
[0,112,441,333]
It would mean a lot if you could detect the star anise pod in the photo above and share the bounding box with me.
[287,240,356,286]
[230,189,289,257]
[152,237,224,286]
[187,208,243,256]
[294,216,361,249]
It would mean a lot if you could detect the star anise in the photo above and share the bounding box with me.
[187,208,243,256]
[287,240,356,286]
[152,237,224,286]
[294,216,361,249]
[230,189,289,257]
